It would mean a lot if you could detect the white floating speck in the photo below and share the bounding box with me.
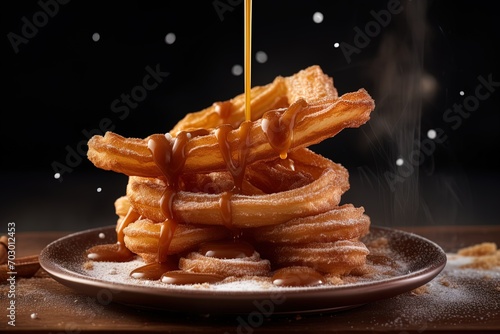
[396,158,404,166]
[92,32,100,42]
[312,12,324,24]
[98,233,106,239]
[54,173,60,179]
[459,91,465,96]
[97,187,102,193]
[165,32,176,44]
[232,64,243,76]
[333,42,340,48]
[31,313,38,320]
[427,129,437,139]
[255,51,268,63]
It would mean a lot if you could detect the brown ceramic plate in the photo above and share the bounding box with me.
[39,225,446,315]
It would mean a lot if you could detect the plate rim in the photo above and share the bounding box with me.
[39,225,447,314]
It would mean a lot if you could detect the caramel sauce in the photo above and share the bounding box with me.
[148,134,181,264]
[148,132,190,186]
[215,122,252,189]
[199,240,254,259]
[161,271,224,285]
[128,129,212,278]
[244,0,252,121]
[86,242,135,262]
[130,258,178,280]
[261,99,306,159]
[215,121,252,232]
[272,267,326,287]
[85,207,139,262]
[219,190,234,229]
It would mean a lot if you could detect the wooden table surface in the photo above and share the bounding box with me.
[1,225,499,333]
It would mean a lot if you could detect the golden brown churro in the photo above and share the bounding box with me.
[87,89,373,178]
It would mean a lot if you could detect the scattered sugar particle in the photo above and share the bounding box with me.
[92,32,100,42]
[396,158,404,166]
[30,313,38,319]
[459,90,465,96]
[165,32,176,44]
[108,268,118,275]
[232,64,243,76]
[97,187,102,193]
[98,233,106,239]
[54,173,60,179]
[333,42,340,48]
[255,51,268,63]
[427,129,437,139]
[312,12,324,24]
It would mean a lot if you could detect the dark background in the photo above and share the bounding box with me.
[2,0,499,232]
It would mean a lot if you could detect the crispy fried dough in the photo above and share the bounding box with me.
[87,65,376,280]
[125,148,348,227]
[250,204,370,244]
[169,65,338,133]
[123,219,230,263]
[179,251,271,277]
[87,88,374,178]
[260,240,370,275]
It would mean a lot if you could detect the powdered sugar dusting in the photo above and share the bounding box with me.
[346,245,500,330]
[83,259,275,291]
[81,236,411,292]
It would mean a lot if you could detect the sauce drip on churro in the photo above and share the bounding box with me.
[261,99,306,159]
[215,121,252,232]
[128,130,210,279]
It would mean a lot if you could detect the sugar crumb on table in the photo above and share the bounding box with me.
[455,242,500,270]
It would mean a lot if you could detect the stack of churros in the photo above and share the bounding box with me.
[86,65,376,286]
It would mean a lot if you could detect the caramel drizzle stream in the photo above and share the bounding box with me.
[244,0,252,122]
